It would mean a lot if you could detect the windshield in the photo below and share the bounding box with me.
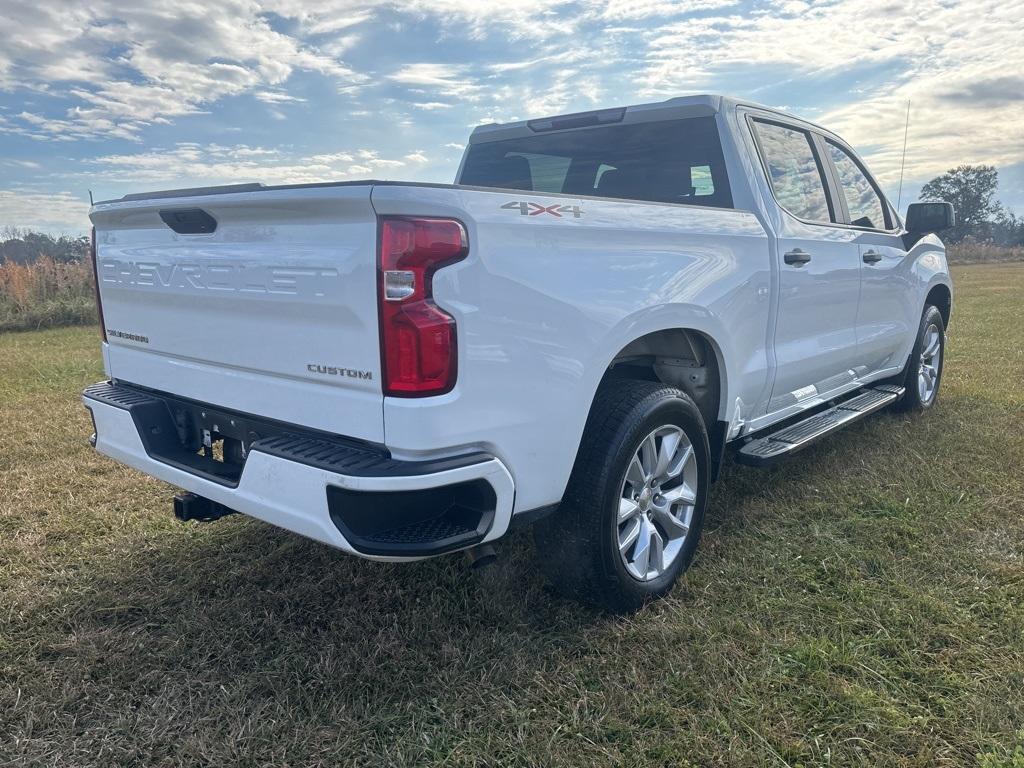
[458,116,732,208]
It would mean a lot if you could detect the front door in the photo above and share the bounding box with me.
[750,118,863,414]
[821,138,915,376]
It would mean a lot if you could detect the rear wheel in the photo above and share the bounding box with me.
[534,379,710,613]
[898,304,945,412]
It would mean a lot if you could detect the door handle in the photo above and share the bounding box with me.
[862,250,883,264]
[784,248,812,266]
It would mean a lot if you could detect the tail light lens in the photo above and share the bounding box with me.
[378,217,468,396]
[89,226,106,341]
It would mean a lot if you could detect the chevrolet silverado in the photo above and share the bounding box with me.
[83,94,955,612]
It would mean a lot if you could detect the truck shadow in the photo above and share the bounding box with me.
[29,521,607,715]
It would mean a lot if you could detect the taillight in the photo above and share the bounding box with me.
[89,226,106,342]
[378,217,468,396]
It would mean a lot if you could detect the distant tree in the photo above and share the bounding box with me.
[994,210,1024,247]
[920,164,1003,242]
[0,229,89,264]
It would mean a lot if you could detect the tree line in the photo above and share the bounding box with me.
[920,165,1023,245]
[0,227,90,265]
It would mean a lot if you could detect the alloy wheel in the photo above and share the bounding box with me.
[617,425,698,581]
[918,323,942,404]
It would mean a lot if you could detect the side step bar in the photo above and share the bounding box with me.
[735,384,903,467]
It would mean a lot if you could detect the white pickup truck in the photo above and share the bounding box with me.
[84,94,955,612]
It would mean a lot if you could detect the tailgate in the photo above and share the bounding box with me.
[89,185,384,442]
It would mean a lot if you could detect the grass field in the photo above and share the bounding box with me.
[2,264,1023,767]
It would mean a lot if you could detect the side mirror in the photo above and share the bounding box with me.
[906,201,955,235]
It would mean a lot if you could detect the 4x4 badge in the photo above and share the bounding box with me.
[501,201,582,218]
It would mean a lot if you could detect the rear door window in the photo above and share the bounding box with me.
[458,116,733,208]
[825,141,889,230]
[751,120,833,223]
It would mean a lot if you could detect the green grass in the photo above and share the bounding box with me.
[2,264,1023,767]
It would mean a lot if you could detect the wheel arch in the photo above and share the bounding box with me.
[577,323,732,482]
[925,282,952,328]
[600,327,726,429]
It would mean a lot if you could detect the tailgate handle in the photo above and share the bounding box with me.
[159,208,217,234]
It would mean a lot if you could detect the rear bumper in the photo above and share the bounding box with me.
[82,381,514,560]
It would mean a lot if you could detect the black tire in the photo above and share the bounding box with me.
[897,304,946,412]
[533,379,710,613]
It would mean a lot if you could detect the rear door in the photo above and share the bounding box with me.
[821,139,915,376]
[749,118,864,413]
[90,185,384,442]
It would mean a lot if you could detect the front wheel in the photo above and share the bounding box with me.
[533,379,710,613]
[898,304,946,412]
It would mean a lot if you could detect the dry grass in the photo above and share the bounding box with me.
[947,243,1024,264]
[0,257,96,332]
[1,265,1023,767]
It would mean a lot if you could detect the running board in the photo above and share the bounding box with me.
[735,385,903,466]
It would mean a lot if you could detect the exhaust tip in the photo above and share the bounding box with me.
[464,543,497,570]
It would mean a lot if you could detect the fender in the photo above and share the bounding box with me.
[908,235,953,358]
[565,298,772,482]
[584,304,735,420]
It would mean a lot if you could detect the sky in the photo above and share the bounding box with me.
[1,0,1022,235]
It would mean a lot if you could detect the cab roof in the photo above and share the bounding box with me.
[467,94,826,144]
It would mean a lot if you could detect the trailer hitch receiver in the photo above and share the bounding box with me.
[173,492,237,523]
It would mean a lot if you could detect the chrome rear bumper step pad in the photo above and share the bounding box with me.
[735,385,903,466]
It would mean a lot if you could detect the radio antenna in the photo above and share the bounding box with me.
[896,100,910,210]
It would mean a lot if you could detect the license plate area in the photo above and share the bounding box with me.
[132,398,249,486]
[176,404,258,476]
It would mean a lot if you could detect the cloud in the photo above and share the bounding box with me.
[0,142,438,231]
[937,76,1024,108]
[388,63,483,101]
[0,0,363,141]
[301,12,372,36]
[85,143,429,187]
[634,0,1024,188]
[254,91,308,104]
[0,190,90,233]
[594,0,737,21]
[389,0,579,40]
[813,10,1024,186]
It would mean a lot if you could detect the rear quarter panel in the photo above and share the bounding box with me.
[372,185,771,513]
